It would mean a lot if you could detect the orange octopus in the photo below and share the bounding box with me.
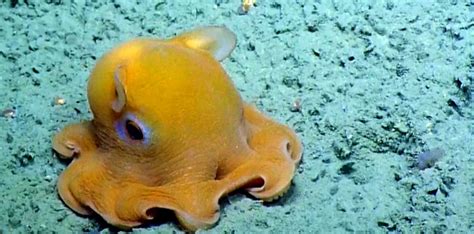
[53,26,302,231]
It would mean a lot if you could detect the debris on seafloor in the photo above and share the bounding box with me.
[416,147,445,170]
[240,0,256,14]
[290,98,302,112]
[2,108,16,118]
[53,96,66,106]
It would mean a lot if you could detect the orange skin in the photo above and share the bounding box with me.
[53,26,302,231]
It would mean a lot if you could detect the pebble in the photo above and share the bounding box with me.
[2,108,16,118]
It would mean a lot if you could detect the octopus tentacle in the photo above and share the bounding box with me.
[52,122,96,159]
[57,154,103,216]
[243,103,302,164]
[216,103,302,202]
[115,181,229,231]
[219,152,297,201]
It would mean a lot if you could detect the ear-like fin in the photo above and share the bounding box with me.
[112,65,127,113]
[171,26,237,61]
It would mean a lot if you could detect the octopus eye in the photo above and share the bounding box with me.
[125,119,143,140]
[115,113,151,144]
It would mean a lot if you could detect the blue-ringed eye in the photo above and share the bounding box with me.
[125,119,143,140]
[115,113,151,144]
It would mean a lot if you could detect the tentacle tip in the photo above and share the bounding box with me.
[52,140,80,159]
[176,211,219,231]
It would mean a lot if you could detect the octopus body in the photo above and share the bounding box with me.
[53,26,302,231]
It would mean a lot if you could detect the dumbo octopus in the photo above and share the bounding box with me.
[53,26,302,231]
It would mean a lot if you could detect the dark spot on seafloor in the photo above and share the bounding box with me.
[307,25,318,32]
[246,42,255,51]
[6,133,14,143]
[312,49,320,57]
[338,162,355,175]
[10,0,18,7]
[394,173,401,181]
[339,60,345,68]
[17,152,34,167]
[447,98,463,117]
[396,64,409,77]
[377,221,397,231]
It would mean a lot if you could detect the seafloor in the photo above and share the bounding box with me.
[0,0,473,233]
